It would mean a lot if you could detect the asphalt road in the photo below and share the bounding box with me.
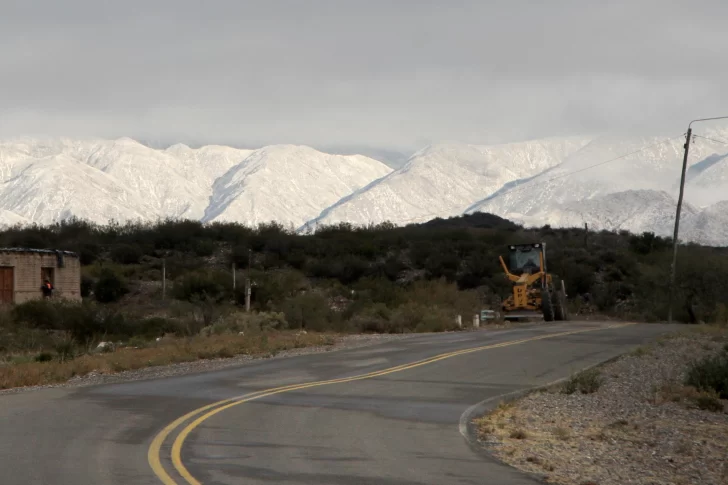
[0,321,681,485]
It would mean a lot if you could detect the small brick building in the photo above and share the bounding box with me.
[0,248,82,304]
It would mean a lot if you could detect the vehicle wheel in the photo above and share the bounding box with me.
[541,289,555,322]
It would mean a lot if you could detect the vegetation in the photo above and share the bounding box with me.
[563,368,603,395]
[0,212,727,388]
[685,346,728,400]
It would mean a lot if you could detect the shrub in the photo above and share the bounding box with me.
[80,275,94,298]
[94,269,129,303]
[348,304,393,333]
[204,311,288,335]
[563,368,603,394]
[34,352,53,362]
[279,292,332,331]
[110,244,144,264]
[694,392,724,412]
[390,302,458,333]
[509,429,528,439]
[12,299,127,344]
[173,271,228,303]
[685,353,728,399]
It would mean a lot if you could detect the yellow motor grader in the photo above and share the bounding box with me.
[498,242,567,321]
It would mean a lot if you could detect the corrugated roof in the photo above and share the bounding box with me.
[0,248,78,256]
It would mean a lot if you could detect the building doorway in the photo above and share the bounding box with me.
[0,267,14,304]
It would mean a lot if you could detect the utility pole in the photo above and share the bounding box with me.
[668,116,728,324]
[232,262,236,290]
[162,258,166,300]
[245,249,252,312]
[584,222,588,248]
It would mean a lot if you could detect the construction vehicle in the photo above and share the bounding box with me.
[498,242,567,321]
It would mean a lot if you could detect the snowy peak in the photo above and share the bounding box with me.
[203,144,392,228]
[0,132,726,246]
[310,137,591,227]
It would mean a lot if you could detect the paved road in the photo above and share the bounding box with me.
[0,321,680,485]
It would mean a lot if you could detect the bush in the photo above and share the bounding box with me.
[563,368,603,394]
[11,299,126,344]
[203,311,288,335]
[279,292,332,331]
[348,304,393,333]
[173,271,229,303]
[110,244,144,264]
[34,352,53,362]
[391,302,459,333]
[81,275,94,298]
[94,269,129,303]
[694,392,724,412]
[685,353,728,399]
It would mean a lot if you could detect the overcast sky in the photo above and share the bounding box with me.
[2,0,727,154]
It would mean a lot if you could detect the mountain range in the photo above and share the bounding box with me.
[0,131,726,246]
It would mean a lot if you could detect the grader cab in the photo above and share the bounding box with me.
[498,242,567,322]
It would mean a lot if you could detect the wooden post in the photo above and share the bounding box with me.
[584,222,588,248]
[245,278,251,312]
[232,262,236,290]
[162,258,166,300]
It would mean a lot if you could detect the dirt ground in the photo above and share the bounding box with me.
[475,325,728,485]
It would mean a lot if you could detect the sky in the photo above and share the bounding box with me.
[2,0,727,156]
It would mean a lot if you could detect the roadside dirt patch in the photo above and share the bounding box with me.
[475,325,728,485]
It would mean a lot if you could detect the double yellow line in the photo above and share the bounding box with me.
[148,322,634,484]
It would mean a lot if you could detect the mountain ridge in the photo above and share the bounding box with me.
[0,133,726,246]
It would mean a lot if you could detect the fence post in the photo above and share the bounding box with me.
[473,314,480,328]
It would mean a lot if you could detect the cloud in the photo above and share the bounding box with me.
[2,0,727,151]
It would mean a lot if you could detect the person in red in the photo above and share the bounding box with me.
[41,279,54,298]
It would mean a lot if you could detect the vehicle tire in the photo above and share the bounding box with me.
[541,289,555,322]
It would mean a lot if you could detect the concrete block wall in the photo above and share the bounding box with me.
[0,251,81,303]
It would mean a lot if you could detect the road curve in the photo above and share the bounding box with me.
[0,321,680,485]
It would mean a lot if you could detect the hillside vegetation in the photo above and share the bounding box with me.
[0,213,727,373]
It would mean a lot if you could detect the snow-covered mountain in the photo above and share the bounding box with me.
[682,201,728,247]
[505,189,696,236]
[0,137,390,229]
[203,145,392,228]
[464,132,728,243]
[306,138,590,228]
[0,132,726,246]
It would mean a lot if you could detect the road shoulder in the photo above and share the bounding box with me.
[469,325,728,485]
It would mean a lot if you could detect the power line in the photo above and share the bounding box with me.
[693,134,728,146]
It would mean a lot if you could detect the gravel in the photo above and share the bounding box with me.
[476,327,728,485]
[0,332,419,396]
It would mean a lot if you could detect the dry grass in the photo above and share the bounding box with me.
[0,331,336,390]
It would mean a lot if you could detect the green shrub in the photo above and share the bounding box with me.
[173,271,228,303]
[94,269,129,303]
[34,352,53,362]
[110,244,144,264]
[12,299,127,344]
[348,304,393,333]
[80,275,94,298]
[685,353,728,399]
[390,302,458,333]
[279,292,332,331]
[204,311,288,335]
[693,392,724,412]
[563,368,603,394]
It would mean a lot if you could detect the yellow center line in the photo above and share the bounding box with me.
[149,322,635,484]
